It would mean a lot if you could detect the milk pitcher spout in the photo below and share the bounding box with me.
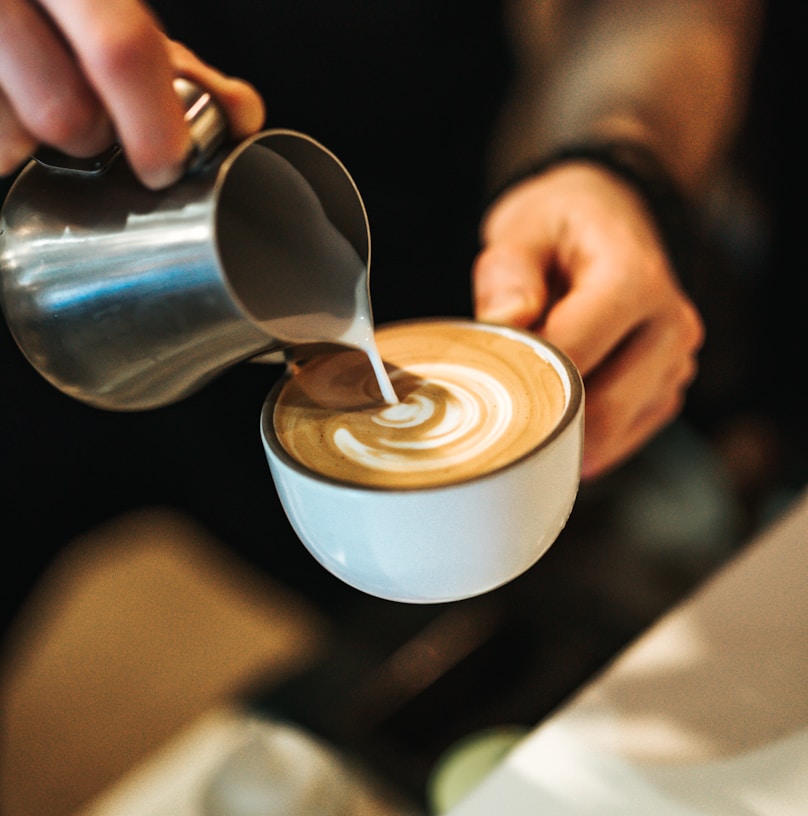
[0,80,372,411]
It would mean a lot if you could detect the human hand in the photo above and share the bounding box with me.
[473,163,704,480]
[0,0,264,189]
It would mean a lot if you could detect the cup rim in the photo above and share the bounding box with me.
[261,317,583,493]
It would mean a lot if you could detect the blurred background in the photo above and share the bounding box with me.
[1,1,803,814]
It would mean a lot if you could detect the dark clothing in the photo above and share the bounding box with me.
[154,0,511,322]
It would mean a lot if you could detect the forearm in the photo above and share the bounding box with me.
[491,0,764,194]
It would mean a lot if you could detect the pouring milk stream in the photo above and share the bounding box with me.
[0,79,397,409]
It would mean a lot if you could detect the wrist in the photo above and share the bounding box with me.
[488,140,698,288]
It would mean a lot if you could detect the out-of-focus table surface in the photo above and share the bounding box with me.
[1,508,330,816]
[446,487,808,815]
[8,489,805,816]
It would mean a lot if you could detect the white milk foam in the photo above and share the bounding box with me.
[333,363,512,472]
[273,321,567,489]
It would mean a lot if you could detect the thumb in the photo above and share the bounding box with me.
[472,244,548,328]
[168,41,266,139]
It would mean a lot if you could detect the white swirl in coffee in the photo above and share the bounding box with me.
[273,321,567,488]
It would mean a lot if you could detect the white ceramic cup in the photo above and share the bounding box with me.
[260,320,584,603]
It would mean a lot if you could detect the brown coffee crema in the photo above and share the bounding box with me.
[273,321,567,488]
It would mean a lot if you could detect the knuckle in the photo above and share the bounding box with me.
[671,297,705,354]
[660,390,686,426]
[0,118,36,176]
[658,287,704,354]
[165,38,197,69]
[26,91,98,149]
[84,15,159,77]
[0,144,31,176]
[583,392,615,444]
[684,301,706,350]
[622,253,671,316]
[681,353,700,387]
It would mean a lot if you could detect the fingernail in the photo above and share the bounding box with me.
[140,162,185,190]
[139,139,194,190]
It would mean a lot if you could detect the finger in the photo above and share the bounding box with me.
[539,251,660,377]
[0,87,37,176]
[581,360,687,480]
[167,41,265,139]
[473,243,550,327]
[38,0,192,189]
[582,379,689,481]
[580,316,701,479]
[584,340,698,447]
[0,0,112,157]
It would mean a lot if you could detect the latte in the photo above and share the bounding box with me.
[272,320,568,489]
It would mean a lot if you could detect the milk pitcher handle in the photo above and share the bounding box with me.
[30,77,227,178]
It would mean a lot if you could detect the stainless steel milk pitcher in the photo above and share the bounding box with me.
[0,79,371,410]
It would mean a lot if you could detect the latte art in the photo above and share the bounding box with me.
[273,321,568,488]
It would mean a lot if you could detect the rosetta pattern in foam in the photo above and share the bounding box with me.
[333,363,514,474]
